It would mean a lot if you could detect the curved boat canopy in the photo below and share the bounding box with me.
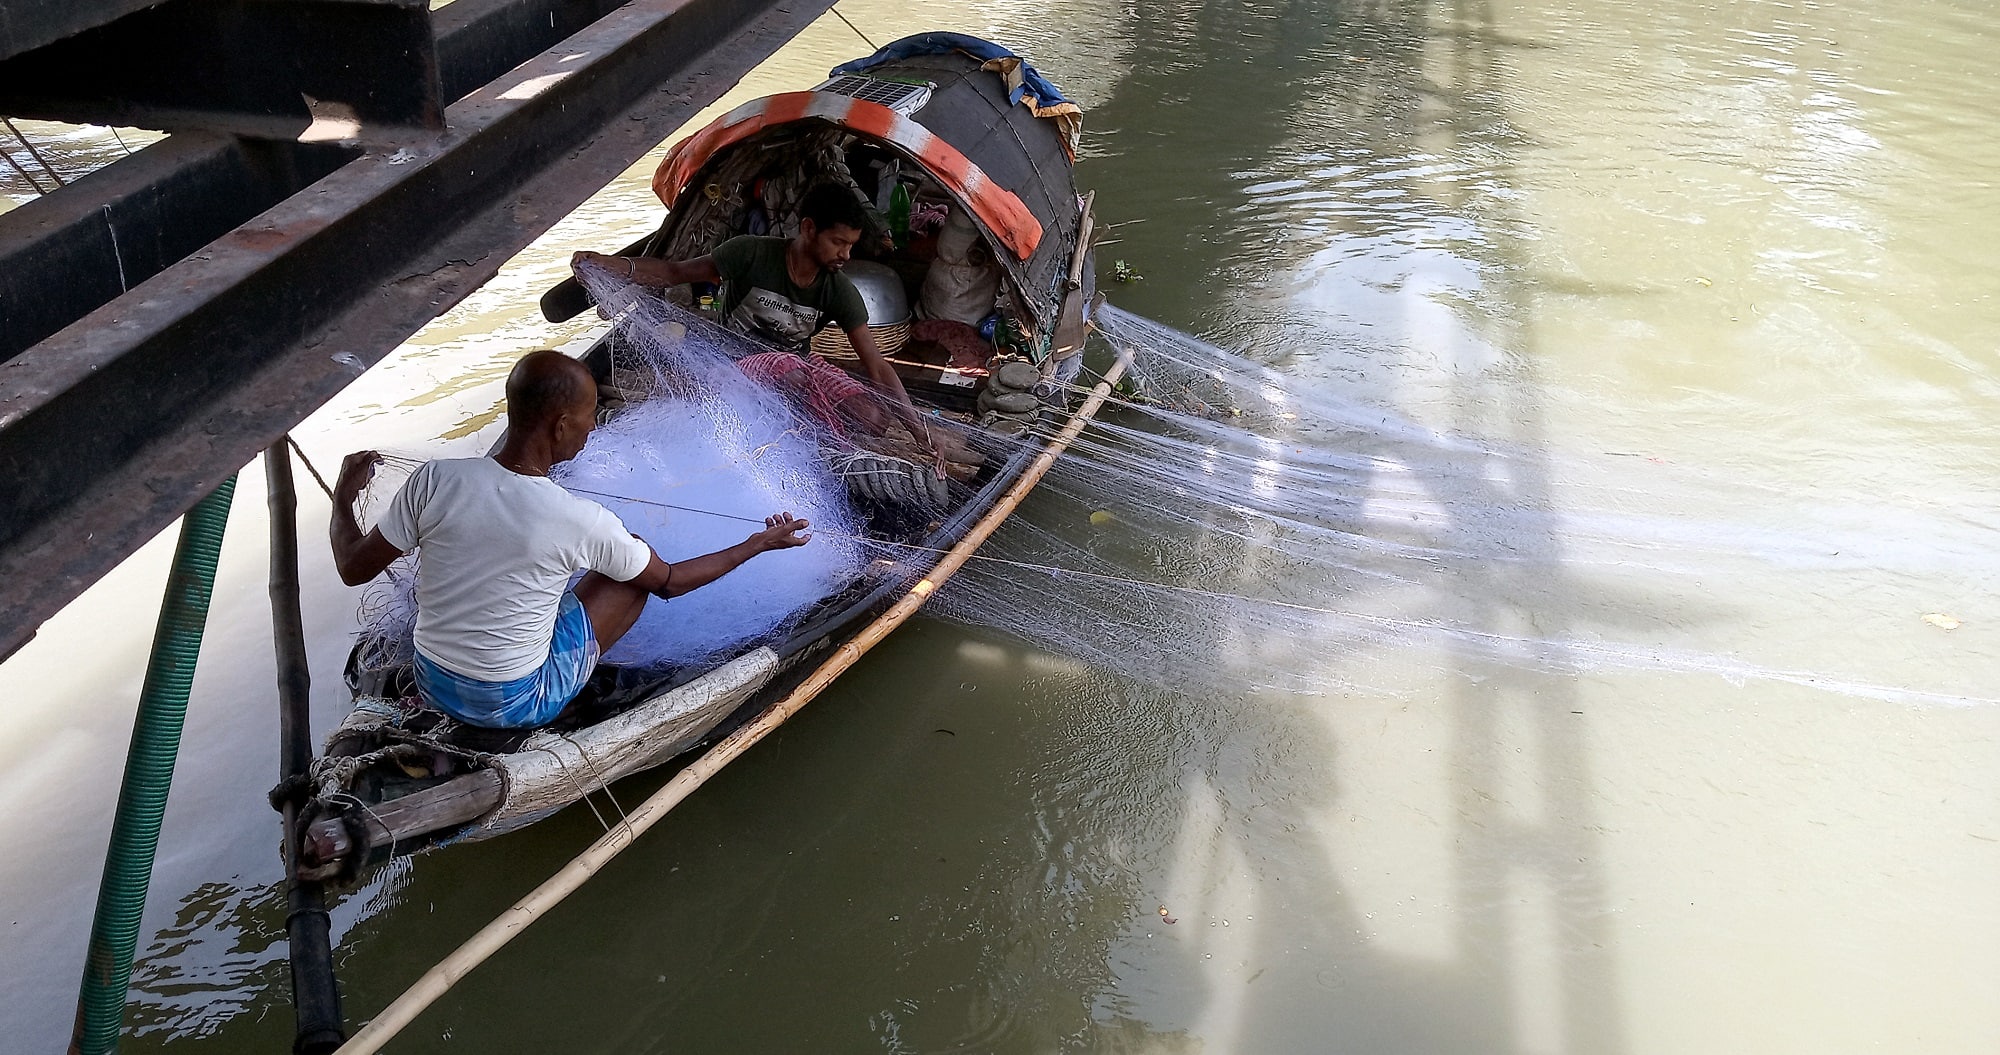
[654,92,1045,260]
[651,35,1083,322]
[828,31,1081,158]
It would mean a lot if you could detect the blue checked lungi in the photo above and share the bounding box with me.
[413,592,600,729]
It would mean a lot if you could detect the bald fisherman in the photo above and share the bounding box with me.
[330,349,809,729]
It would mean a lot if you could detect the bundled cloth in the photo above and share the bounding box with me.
[919,206,1001,326]
[912,319,991,372]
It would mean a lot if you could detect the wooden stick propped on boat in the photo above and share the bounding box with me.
[1047,190,1097,368]
[334,346,1133,1055]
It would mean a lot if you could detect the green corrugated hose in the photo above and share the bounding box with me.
[72,476,236,1055]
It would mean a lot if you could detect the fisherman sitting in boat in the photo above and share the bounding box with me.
[328,349,811,730]
[571,183,939,455]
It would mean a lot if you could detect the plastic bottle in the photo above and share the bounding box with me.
[888,182,912,246]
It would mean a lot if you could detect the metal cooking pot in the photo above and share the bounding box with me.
[840,260,912,325]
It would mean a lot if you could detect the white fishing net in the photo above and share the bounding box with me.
[557,394,865,670]
[350,278,1993,708]
[922,304,2000,707]
[354,266,897,674]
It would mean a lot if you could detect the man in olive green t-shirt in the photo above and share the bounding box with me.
[572,183,935,454]
[709,232,868,349]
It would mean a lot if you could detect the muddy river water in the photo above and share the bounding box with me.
[2,1,1996,1051]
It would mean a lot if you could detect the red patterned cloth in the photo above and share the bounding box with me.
[911,319,992,372]
[737,351,871,433]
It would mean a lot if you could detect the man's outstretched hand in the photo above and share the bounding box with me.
[336,450,382,504]
[753,512,812,550]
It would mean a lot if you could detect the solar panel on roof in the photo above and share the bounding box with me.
[812,75,934,115]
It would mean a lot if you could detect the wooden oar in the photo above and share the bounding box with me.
[1046,190,1097,370]
[538,224,667,323]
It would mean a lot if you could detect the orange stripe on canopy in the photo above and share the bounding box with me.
[652,91,1043,260]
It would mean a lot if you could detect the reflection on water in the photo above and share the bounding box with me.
[3,0,1999,1052]
[0,121,161,210]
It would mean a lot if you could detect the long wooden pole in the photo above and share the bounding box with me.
[335,347,1131,1055]
[266,442,346,1053]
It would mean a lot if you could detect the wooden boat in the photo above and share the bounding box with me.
[293,34,1115,884]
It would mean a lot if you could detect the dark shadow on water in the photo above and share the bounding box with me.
[1427,1,1627,1051]
[1052,0,1634,1052]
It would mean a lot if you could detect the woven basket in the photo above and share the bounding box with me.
[811,321,911,361]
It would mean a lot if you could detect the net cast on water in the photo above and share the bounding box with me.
[923,304,2000,708]
[352,276,1995,708]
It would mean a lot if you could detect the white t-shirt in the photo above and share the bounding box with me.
[375,458,653,681]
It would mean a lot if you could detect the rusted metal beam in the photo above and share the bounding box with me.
[0,134,356,364]
[0,0,835,659]
[436,0,631,102]
[0,0,162,62]
[0,0,442,140]
[0,0,640,366]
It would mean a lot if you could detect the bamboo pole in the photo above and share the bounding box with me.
[266,442,346,1053]
[335,346,1132,1055]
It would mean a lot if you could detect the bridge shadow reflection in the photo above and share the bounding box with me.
[1060,0,1632,1051]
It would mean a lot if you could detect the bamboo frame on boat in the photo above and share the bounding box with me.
[335,347,1132,1055]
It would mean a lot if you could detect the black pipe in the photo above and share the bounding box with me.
[265,441,345,1053]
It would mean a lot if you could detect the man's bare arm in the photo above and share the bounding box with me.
[571,251,720,290]
[329,451,406,586]
[847,325,933,452]
[624,513,811,599]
